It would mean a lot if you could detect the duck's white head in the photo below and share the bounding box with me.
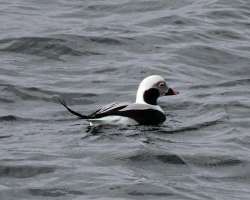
[136,75,178,105]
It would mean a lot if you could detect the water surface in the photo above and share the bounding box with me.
[1,0,250,199]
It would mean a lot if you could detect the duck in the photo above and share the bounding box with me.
[60,75,178,126]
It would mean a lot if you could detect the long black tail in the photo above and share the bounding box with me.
[59,98,90,119]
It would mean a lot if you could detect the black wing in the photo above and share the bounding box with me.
[59,99,128,119]
[89,102,128,118]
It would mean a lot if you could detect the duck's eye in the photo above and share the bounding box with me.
[158,82,166,87]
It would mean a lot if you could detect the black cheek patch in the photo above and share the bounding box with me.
[143,88,160,105]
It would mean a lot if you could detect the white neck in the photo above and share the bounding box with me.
[136,89,146,104]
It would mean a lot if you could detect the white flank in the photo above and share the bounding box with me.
[88,116,138,126]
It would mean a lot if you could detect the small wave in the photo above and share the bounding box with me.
[0,115,19,121]
[206,29,244,40]
[186,155,244,167]
[126,152,186,165]
[165,116,226,134]
[89,37,122,45]
[139,15,197,27]
[0,98,14,103]
[176,44,249,65]
[53,33,124,45]
[0,165,55,178]
[28,188,85,197]
[128,190,173,197]
[216,78,250,87]
[190,78,250,89]
[0,135,12,139]
[0,83,97,103]
[0,114,77,123]
[204,8,245,20]
[0,115,46,122]
[0,36,101,59]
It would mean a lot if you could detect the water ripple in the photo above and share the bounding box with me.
[0,165,55,178]
[1,0,250,199]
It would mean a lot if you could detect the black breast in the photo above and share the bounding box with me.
[118,109,166,125]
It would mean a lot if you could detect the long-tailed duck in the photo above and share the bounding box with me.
[60,75,178,126]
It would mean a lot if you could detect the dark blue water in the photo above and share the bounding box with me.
[1,0,250,199]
